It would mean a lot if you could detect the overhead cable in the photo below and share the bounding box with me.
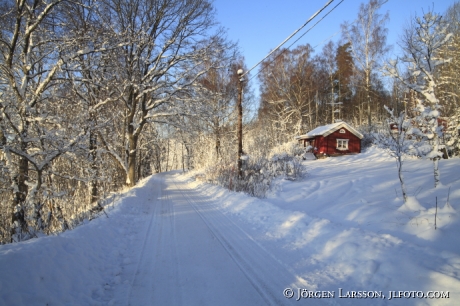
[241,0,335,78]
[248,0,346,82]
[284,0,345,51]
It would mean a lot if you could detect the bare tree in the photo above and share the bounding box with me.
[319,41,339,123]
[0,0,106,241]
[0,0,238,243]
[258,45,317,138]
[378,107,410,202]
[335,42,354,122]
[383,10,453,188]
[342,0,390,129]
[60,0,123,205]
[193,44,241,161]
[436,2,460,156]
[97,0,221,187]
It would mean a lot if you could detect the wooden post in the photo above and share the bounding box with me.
[237,69,244,178]
[435,196,438,230]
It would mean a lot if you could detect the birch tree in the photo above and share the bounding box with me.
[342,0,390,129]
[436,2,460,156]
[383,10,453,188]
[320,41,338,123]
[377,106,410,202]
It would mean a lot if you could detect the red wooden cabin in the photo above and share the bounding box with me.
[296,122,363,157]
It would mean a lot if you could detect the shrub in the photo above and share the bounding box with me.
[203,144,306,198]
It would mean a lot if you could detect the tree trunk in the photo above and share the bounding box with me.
[432,127,440,188]
[165,138,170,172]
[397,153,408,202]
[11,147,29,241]
[315,91,318,128]
[126,133,138,187]
[182,142,185,171]
[215,124,220,160]
[366,71,372,129]
[138,146,142,181]
[89,129,98,203]
[331,74,335,124]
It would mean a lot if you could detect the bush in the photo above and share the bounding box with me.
[268,141,305,158]
[357,126,375,150]
[203,146,306,198]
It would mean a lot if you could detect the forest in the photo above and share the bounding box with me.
[1,0,459,244]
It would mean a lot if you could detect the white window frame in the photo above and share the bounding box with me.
[336,139,349,150]
[339,129,346,134]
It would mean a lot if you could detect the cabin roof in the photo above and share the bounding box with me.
[295,122,364,140]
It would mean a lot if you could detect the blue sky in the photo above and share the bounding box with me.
[212,0,454,90]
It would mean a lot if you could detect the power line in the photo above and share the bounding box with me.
[241,0,335,78]
[247,0,346,83]
[285,0,345,51]
[312,30,340,49]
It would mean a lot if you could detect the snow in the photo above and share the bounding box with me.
[303,152,317,160]
[1,146,460,305]
[297,121,364,139]
[240,154,249,161]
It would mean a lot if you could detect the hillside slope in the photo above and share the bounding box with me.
[0,146,459,305]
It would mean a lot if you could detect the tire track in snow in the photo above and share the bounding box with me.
[127,175,181,305]
[168,174,324,306]
[124,173,326,305]
[125,179,159,305]
[163,174,183,306]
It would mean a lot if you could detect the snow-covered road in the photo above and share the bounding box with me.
[118,173,305,306]
[2,172,309,306]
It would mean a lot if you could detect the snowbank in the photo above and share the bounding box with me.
[181,146,460,305]
[0,177,157,305]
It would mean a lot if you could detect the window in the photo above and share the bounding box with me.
[339,129,346,134]
[337,139,349,150]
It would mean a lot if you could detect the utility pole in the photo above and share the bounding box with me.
[237,69,244,178]
[327,101,342,123]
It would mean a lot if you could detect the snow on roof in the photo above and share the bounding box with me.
[296,122,363,140]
